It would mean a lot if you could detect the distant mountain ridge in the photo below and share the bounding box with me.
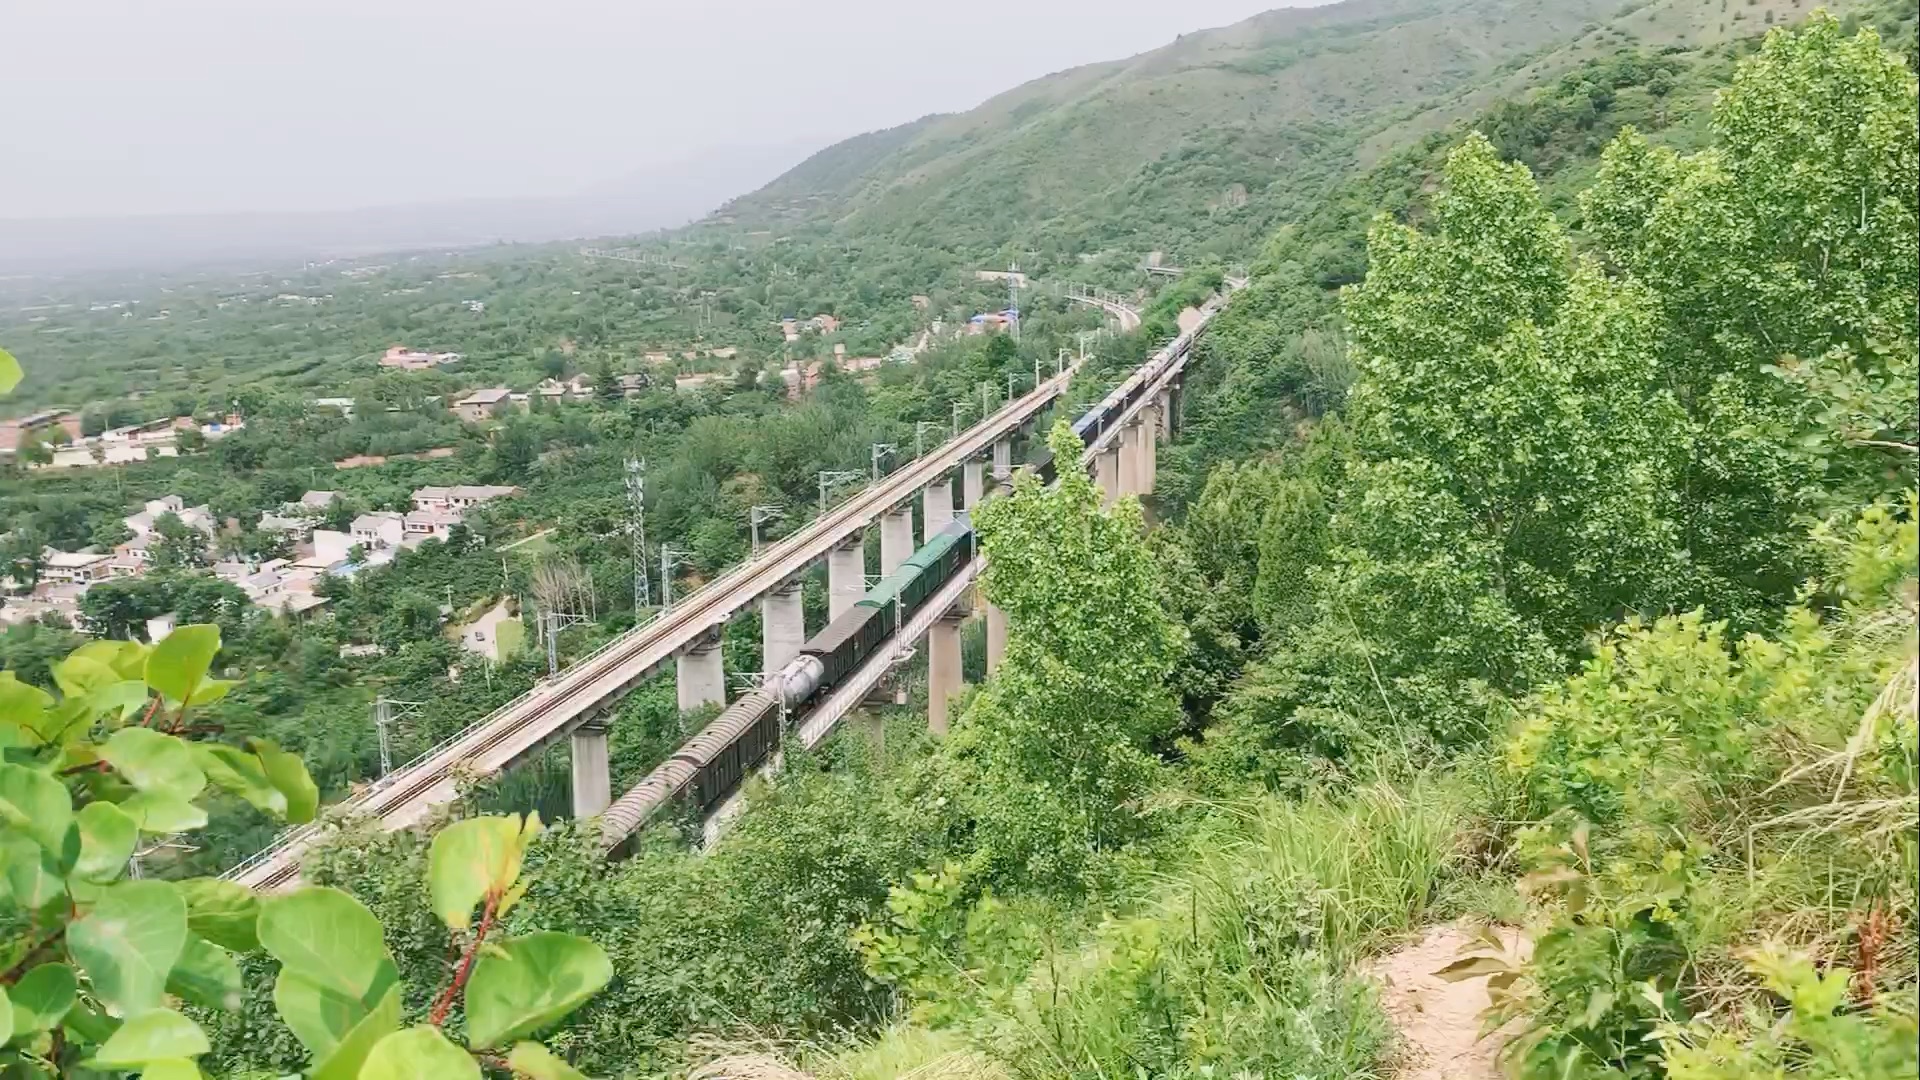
[0,139,829,275]
[702,0,1851,265]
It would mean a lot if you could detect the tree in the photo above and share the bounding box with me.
[151,511,210,571]
[947,420,1184,887]
[79,577,172,640]
[0,526,47,589]
[1583,12,1917,504]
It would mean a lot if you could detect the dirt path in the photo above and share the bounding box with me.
[1366,922,1524,1080]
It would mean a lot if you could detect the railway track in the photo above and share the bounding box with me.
[228,363,1085,889]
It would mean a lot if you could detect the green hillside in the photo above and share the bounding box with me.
[701,0,1868,270]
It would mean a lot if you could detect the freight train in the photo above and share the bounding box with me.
[596,298,1220,851]
[597,517,977,847]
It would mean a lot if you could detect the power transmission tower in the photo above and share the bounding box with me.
[373,695,425,778]
[1007,260,1022,341]
[624,459,650,611]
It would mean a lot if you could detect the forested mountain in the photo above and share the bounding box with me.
[705,0,1858,265]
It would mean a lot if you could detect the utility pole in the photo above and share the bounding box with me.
[749,505,783,555]
[372,696,424,778]
[817,470,861,514]
[624,459,649,611]
[659,546,691,612]
[980,382,992,417]
[870,442,898,481]
[951,400,967,438]
[915,420,941,458]
[1007,371,1019,402]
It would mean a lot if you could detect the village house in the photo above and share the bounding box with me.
[379,346,462,370]
[350,512,406,550]
[411,485,517,514]
[403,509,463,541]
[453,387,514,423]
[124,496,218,537]
[41,550,113,586]
[535,375,594,403]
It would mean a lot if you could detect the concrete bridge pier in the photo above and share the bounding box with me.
[923,473,955,541]
[570,718,611,819]
[927,603,968,735]
[963,459,986,509]
[992,437,1013,480]
[1139,400,1159,492]
[1119,418,1149,496]
[828,531,867,620]
[986,602,1008,674]
[762,579,805,674]
[1096,444,1122,506]
[880,507,915,577]
[1154,390,1172,443]
[676,629,726,712]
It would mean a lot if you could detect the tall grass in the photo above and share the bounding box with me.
[964,775,1464,1078]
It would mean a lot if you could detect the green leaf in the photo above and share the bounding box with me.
[0,346,20,395]
[258,887,396,999]
[247,738,317,824]
[145,625,221,705]
[102,728,206,799]
[308,984,401,1080]
[0,673,56,744]
[358,1025,480,1080]
[195,744,287,818]
[178,877,260,952]
[1,834,68,912]
[0,985,12,1047]
[75,801,138,883]
[66,879,189,1018]
[0,762,75,855]
[133,1060,204,1080]
[61,997,120,1044]
[463,932,612,1049]
[8,963,77,1035]
[84,1007,209,1067]
[74,639,151,681]
[166,935,244,1013]
[429,814,535,930]
[506,1041,593,1080]
[52,653,121,699]
[121,790,210,834]
[88,680,156,725]
[188,677,238,708]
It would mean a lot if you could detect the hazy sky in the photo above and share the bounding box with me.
[2,0,1319,220]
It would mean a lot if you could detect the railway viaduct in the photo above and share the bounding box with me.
[229,285,1221,890]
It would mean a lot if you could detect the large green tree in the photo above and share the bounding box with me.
[945,421,1184,888]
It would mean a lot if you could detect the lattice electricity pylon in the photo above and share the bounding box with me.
[624,458,650,611]
[817,470,862,514]
[373,695,426,777]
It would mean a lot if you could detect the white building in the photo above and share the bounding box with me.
[410,485,517,514]
[349,512,405,550]
[41,550,113,586]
